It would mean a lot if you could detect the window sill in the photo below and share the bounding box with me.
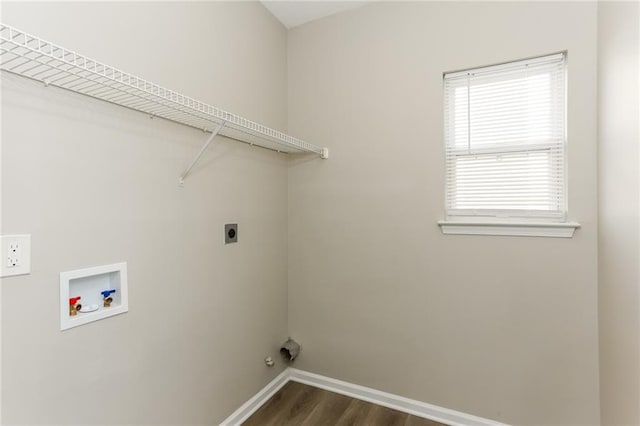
[437,220,580,238]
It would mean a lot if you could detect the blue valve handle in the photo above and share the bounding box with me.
[101,289,116,297]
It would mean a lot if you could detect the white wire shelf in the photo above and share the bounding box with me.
[0,23,328,164]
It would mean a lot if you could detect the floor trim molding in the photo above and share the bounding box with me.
[220,368,290,426]
[220,367,510,426]
[288,368,509,426]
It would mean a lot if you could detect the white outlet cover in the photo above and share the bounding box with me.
[1,234,31,278]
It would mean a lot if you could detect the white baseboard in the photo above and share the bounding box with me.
[220,367,510,426]
[220,368,290,426]
[288,368,509,426]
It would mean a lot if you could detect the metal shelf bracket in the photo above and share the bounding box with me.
[179,121,225,186]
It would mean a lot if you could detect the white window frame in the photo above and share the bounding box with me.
[438,52,579,237]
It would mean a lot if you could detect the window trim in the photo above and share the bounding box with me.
[440,52,578,237]
[437,220,580,238]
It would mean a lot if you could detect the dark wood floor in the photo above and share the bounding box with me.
[243,381,445,426]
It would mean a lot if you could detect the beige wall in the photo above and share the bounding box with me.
[1,2,289,424]
[4,2,636,425]
[598,2,640,425]
[287,2,600,425]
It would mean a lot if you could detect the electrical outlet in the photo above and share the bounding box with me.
[1,235,31,278]
[7,240,21,267]
[225,224,238,244]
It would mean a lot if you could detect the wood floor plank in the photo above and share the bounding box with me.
[300,388,352,425]
[242,382,447,426]
[242,381,308,426]
[363,404,408,426]
[280,383,322,424]
[333,398,375,426]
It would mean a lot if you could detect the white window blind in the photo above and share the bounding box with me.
[444,53,566,221]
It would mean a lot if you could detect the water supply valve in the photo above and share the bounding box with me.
[101,289,116,307]
[69,296,82,316]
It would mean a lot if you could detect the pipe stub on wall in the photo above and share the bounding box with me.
[280,338,301,362]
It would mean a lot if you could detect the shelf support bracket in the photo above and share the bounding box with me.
[179,121,225,186]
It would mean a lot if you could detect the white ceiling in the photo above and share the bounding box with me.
[261,1,367,29]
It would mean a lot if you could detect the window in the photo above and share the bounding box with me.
[440,53,578,237]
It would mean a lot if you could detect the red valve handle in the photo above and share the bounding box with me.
[69,296,81,305]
